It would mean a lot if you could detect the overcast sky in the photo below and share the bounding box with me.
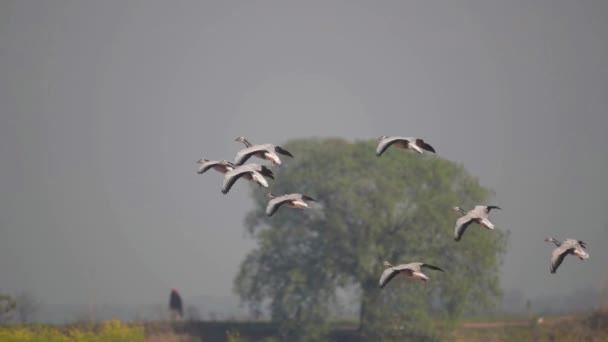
[1,0,607,311]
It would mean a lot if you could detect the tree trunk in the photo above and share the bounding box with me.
[358,277,380,333]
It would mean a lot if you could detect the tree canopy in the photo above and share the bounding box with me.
[234,137,509,341]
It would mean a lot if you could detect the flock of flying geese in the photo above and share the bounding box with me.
[197,136,589,289]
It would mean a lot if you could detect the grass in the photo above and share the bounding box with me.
[0,319,145,342]
[1,311,606,341]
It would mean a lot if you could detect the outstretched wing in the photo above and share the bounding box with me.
[234,145,271,165]
[486,205,502,213]
[274,146,294,157]
[454,215,475,241]
[300,194,316,202]
[550,246,573,274]
[258,165,275,179]
[415,139,436,153]
[221,168,250,194]
[376,137,408,157]
[421,263,445,272]
[265,196,290,216]
[379,268,401,288]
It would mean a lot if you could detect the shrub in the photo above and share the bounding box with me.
[0,320,145,342]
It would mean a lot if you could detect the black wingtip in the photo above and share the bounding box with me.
[275,146,294,157]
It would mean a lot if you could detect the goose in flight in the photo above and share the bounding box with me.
[375,136,436,157]
[234,137,294,166]
[379,261,444,288]
[221,163,274,194]
[452,205,501,241]
[265,192,317,216]
[196,159,236,175]
[545,237,589,274]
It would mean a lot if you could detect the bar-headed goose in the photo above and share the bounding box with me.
[221,163,274,194]
[265,192,317,216]
[196,159,236,175]
[379,261,444,288]
[452,205,501,241]
[375,136,436,157]
[545,237,589,274]
[234,137,294,166]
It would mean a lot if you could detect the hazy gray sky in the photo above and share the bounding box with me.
[1,0,607,311]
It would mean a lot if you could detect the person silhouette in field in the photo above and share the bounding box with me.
[169,288,183,320]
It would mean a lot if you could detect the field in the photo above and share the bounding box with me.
[1,311,607,342]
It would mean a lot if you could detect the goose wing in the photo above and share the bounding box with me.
[234,145,273,166]
[247,163,275,179]
[400,262,444,273]
[454,214,475,241]
[300,194,316,201]
[421,263,445,272]
[485,205,502,213]
[274,145,294,157]
[221,166,255,194]
[265,195,292,216]
[287,193,316,202]
[415,138,436,153]
[550,242,575,274]
[379,267,403,288]
[376,137,409,157]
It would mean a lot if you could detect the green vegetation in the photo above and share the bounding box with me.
[0,313,606,342]
[0,320,144,342]
[234,137,510,341]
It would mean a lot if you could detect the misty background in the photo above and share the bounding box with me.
[1,0,607,322]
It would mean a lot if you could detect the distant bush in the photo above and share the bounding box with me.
[0,319,144,342]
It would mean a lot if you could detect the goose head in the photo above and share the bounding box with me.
[234,136,252,147]
[452,206,466,215]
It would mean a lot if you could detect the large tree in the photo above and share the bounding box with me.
[234,138,508,341]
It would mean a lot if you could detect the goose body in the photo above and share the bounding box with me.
[196,159,236,175]
[545,237,589,274]
[234,137,294,166]
[376,136,436,157]
[379,261,444,288]
[265,192,317,216]
[452,205,501,241]
[221,163,274,194]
